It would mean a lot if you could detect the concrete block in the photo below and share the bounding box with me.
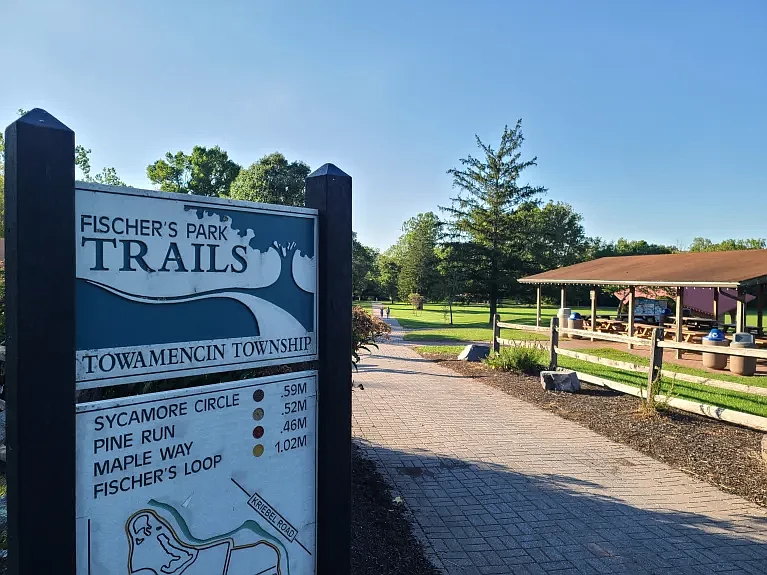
[762,435,767,463]
[458,344,490,362]
[541,370,580,392]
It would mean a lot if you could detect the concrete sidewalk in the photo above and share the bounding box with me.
[352,343,767,574]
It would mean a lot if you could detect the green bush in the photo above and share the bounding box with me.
[485,343,547,374]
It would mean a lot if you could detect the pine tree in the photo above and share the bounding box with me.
[441,120,546,323]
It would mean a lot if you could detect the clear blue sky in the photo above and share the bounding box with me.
[2,0,765,251]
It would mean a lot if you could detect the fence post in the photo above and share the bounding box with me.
[492,313,500,354]
[305,164,352,575]
[5,109,76,575]
[647,328,665,404]
[549,316,559,370]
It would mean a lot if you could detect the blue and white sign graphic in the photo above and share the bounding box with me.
[75,183,318,387]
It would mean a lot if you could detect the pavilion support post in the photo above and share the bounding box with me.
[590,288,597,342]
[736,288,746,333]
[713,288,719,324]
[758,284,764,331]
[675,287,684,359]
[627,286,636,350]
[560,287,567,309]
[536,286,542,327]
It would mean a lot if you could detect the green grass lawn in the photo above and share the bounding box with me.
[575,347,767,389]
[412,344,767,417]
[415,345,467,355]
[558,356,767,418]
[382,302,592,343]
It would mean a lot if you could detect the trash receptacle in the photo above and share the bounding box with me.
[557,308,571,338]
[569,312,584,339]
[702,329,729,370]
[730,332,757,376]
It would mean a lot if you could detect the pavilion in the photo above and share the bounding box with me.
[519,250,767,356]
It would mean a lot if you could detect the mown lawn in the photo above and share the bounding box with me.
[380,302,594,343]
[413,344,767,418]
[578,347,767,389]
[558,356,767,418]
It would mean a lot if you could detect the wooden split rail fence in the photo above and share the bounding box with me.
[491,315,767,432]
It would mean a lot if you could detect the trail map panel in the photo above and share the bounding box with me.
[76,183,318,388]
[76,372,317,575]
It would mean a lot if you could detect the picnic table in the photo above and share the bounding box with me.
[681,317,718,331]
[722,324,765,337]
[633,323,657,338]
[661,324,706,343]
[592,318,625,333]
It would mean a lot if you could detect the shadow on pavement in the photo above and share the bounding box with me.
[354,441,767,575]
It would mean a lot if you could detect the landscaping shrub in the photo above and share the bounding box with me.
[353,305,391,366]
[408,293,425,311]
[485,343,547,374]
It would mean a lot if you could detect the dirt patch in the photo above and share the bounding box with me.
[420,352,767,507]
[352,443,440,575]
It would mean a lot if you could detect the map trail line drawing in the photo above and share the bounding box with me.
[125,508,283,575]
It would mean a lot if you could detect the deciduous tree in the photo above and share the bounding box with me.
[352,233,379,299]
[377,254,401,303]
[147,146,240,197]
[230,152,310,207]
[688,237,766,252]
[75,145,126,186]
[396,212,441,299]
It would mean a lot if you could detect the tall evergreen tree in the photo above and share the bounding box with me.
[441,120,546,323]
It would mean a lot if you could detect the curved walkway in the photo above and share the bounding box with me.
[352,338,767,574]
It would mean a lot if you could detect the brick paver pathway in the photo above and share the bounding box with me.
[353,341,767,574]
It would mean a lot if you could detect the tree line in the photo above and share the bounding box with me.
[2,110,763,324]
[0,109,312,236]
[351,120,765,322]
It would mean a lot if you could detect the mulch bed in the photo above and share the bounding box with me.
[352,443,440,575]
[421,352,767,508]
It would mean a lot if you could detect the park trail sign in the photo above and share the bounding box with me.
[76,183,318,387]
[4,109,352,575]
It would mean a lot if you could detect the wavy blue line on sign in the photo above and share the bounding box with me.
[76,280,260,350]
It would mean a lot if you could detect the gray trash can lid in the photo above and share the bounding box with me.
[734,332,755,344]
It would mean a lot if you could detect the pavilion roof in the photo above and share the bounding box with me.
[518,250,767,288]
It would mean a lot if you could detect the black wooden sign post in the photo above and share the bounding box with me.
[5,110,77,574]
[306,165,353,575]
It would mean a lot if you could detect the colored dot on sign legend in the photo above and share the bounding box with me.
[253,389,265,402]
[253,408,264,421]
[253,426,264,439]
[253,444,264,457]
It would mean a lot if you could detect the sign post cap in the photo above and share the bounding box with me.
[307,163,350,179]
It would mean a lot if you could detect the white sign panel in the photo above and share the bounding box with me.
[76,183,318,388]
[76,372,317,575]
